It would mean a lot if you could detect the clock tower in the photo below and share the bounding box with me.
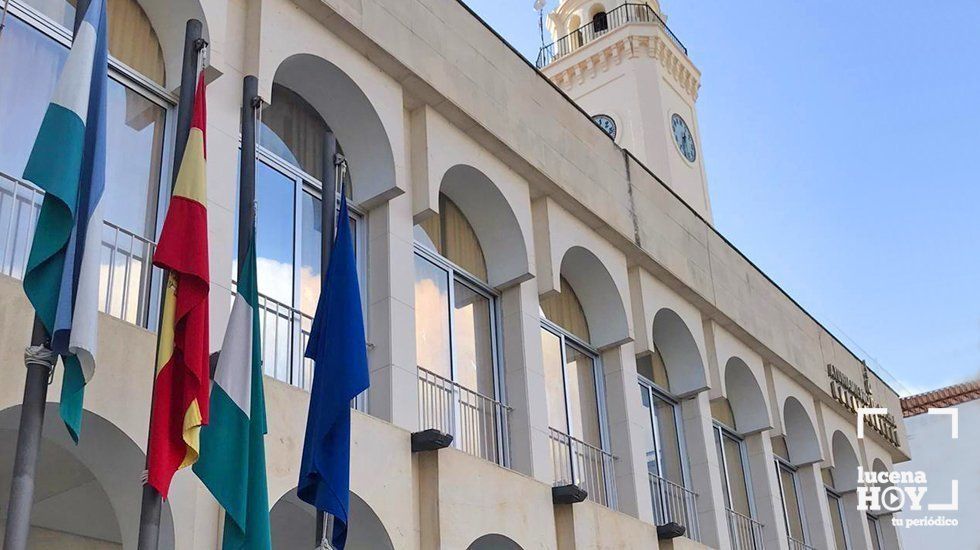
[538,0,712,220]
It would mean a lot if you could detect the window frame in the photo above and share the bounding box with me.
[775,456,810,546]
[540,318,612,456]
[866,513,884,550]
[413,239,508,465]
[6,1,177,332]
[713,422,758,520]
[638,375,691,489]
[825,486,851,550]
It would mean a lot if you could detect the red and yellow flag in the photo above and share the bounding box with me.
[148,73,210,498]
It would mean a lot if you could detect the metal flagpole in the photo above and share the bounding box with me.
[240,75,259,267]
[313,132,339,550]
[1,3,91,548]
[136,19,206,550]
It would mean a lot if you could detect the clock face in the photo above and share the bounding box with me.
[671,114,696,162]
[593,114,617,140]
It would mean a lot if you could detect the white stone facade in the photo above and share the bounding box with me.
[0,0,911,548]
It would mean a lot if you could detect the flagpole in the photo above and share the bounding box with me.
[313,133,338,549]
[136,19,205,550]
[239,75,259,268]
[1,2,93,547]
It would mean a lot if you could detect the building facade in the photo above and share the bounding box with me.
[0,0,910,548]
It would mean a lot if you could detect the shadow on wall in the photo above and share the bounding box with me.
[270,488,393,549]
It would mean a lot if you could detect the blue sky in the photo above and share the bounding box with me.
[463,0,980,395]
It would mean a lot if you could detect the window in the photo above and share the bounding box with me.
[866,514,883,550]
[592,10,608,33]
[826,485,850,550]
[414,196,505,464]
[251,84,364,398]
[715,424,752,517]
[776,459,808,546]
[0,5,169,328]
[540,281,613,506]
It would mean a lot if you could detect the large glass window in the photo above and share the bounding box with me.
[640,381,685,486]
[776,459,808,545]
[0,9,167,327]
[866,514,883,550]
[540,281,611,506]
[715,425,753,517]
[414,198,504,464]
[827,489,849,550]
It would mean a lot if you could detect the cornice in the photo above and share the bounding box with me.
[546,32,701,102]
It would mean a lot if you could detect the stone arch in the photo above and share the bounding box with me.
[782,396,821,465]
[651,308,708,396]
[436,164,531,288]
[269,489,394,550]
[831,430,861,492]
[555,245,630,349]
[271,54,397,206]
[0,405,175,549]
[468,533,525,550]
[723,357,770,434]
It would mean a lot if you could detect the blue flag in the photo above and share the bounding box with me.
[298,192,369,549]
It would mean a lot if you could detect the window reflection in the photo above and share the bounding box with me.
[779,464,805,541]
[453,280,494,397]
[565,344,600,448]
[542,329,569,434]
[414,255,452,379]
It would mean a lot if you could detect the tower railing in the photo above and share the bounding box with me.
[536,3,686,68]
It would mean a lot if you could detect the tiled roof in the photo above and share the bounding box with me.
[900,380,980,417]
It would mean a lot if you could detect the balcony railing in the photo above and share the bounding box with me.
[788,536,816,550]
[417,367,510,465]
[536,3,687,68]
[1,171,158,328]
[726,508,765,550]
[247,289,367,411]
[649,472,700,541]
[549,427,616,507]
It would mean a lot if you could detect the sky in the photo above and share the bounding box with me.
[462,0,980,396]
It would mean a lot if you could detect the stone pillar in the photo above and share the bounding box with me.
[842,490,874,550]
[600,342,654,522]
[798,463,835,550]
[500,281,553,483]
[365,193,419,432]
[744,431,788,550]
[681,392,731,548]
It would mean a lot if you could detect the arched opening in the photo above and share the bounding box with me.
[782,397,821,465]
[567,14,583,49]
[539,246,628,507]
[271,54,396,206]
[468,533,524,550]
[830,431,860,493]
[414,168,517,464]
[0,405,175,549]
[589,4,608,33]
[269,489,393,550]
[646,308,707,396]
[723,357,769,434]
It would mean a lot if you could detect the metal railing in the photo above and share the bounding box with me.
[726,508,765,550]
[788,537,816,550]
[417,367,510,465]
[649,472,700,541]
[1,171,158,328]
[536,3,686,68]
[549,427,616,507]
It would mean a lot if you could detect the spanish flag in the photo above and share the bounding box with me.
[147,72,210,498]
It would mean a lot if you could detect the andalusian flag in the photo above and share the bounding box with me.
[194,229,271,548]
[147,73,210,498]
[22,0,108,442]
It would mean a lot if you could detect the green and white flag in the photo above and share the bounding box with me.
[194,233,271,549]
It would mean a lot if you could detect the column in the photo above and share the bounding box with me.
[500,281,553,483]
[681,392,731,549]
[744,432,788,550]
[600,342,654,522]
[798,463,836,550]
[365,193,419,432]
